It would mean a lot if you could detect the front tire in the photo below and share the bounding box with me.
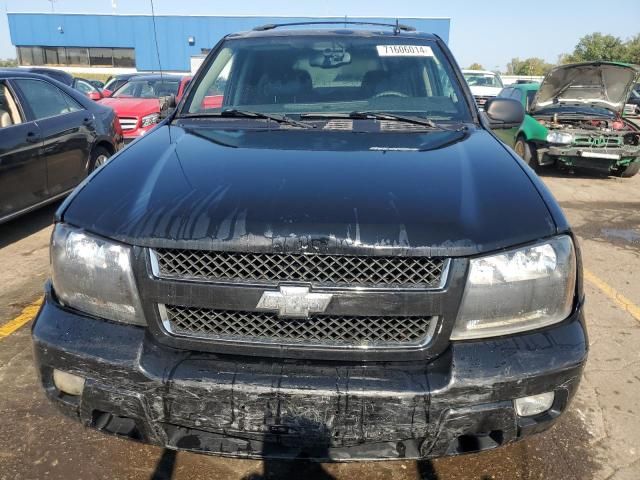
[88,146,111,173]
[514,137,538,170]
[618,161,640,178]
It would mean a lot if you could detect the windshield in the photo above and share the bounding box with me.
[463,72,503,88]
[113,79,180,99]
[183,36,472,122]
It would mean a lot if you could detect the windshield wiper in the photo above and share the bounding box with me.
[179,109,315,129]
[300,111,465,131]
[348,111,440,128]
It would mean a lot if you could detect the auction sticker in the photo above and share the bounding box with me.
[376,45,434,57]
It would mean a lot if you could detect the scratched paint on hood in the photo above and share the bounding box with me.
[60,123,557,257]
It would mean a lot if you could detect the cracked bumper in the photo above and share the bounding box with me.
[32,292,588,461]
[540,146,640,170]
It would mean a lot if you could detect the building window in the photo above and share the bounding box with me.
[65,47,89,66]
[89,48,113,66]
[16,46,136,68]
[113,48,135,68]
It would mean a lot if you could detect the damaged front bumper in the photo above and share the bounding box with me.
[32,290,588,461]
[538,145,640,172]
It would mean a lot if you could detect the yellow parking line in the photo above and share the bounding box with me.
[0,297,43,339]
[584,269,640,323]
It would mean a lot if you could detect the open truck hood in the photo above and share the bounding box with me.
[531,62,640,115]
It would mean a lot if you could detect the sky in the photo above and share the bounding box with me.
[1,0,638,71]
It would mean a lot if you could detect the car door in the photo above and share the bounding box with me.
[0,79,46,221]
[13,78,95,197]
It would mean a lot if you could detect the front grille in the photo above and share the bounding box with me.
[118,117,138,131]
[573,134,623,148]
[161,304,436,348]
[474,95,491,109]
[152,249,447,288]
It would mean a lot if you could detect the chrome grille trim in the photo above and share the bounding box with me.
[118,117,138,131]
[159,304,438,350]
[150,249,449,289]
[572,134,624,148]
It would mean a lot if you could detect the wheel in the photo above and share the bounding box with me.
[514,137,538,170]
[618,161,640,178]
[88,146,111,173]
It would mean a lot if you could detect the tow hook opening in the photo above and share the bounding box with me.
[91,410,142,440]
[454,430,505,454]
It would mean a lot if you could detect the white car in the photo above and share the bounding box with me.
[462,69,504,109]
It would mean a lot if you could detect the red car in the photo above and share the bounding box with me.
[98,75,190,142]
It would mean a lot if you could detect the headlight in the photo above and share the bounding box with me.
[140,113,160,128]
[546,131,574,144]
[51,224,145,325]
[451,236,576,340]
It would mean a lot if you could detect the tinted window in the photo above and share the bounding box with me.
[17,46,136,68]
[113,79,180,99]
[65,48,90,66]
[463,72,503,88]
[186,37,470,121]
[0,81,24,127]
[15,79,82,120]
[498,88,512,98]
[89,48,114,66]
[74,79,97,94]
[526,90,537,110]
[113,49,136,68]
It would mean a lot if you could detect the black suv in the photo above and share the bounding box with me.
[33,24,587,461]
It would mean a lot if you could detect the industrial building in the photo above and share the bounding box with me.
[7,13,451,73]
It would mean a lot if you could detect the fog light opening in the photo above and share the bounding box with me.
[514,392,555,417]
[53,369,85,396]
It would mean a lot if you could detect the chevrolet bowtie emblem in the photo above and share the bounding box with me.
[256,286,333,319]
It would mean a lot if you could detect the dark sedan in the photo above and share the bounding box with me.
[16,67,105,101]
[0,70,123,224]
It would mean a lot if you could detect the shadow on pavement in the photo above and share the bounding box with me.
[0,201,60,249]
[150,448,177,480]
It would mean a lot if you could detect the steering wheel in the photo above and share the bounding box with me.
[373,91,409,98]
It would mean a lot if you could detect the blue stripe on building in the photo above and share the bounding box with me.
[8,13,451,71]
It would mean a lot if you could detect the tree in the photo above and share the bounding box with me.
[506,57,554,76]
[467,63,484,70]
[623,34,640,64]
[0,58,17,67]
[565,33,627,63]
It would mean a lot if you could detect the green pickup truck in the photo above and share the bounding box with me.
[495,62,640,177]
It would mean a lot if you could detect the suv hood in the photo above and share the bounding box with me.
[60,123,558,257]
[531,62,640,115]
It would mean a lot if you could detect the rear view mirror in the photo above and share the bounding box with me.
[159,94,177,119]
[484,98,524,129]
[88,91,103,101]
[102,89,113,98]
[310,46,352,68]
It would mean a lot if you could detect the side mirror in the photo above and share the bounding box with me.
[102,89,113,98]
[159,94,177,119]
[88,91,103,101]
[484,98,524,129]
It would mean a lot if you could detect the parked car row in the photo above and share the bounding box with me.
[98,74,191,142]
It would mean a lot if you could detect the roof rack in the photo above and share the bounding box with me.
[252,20,416,35]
